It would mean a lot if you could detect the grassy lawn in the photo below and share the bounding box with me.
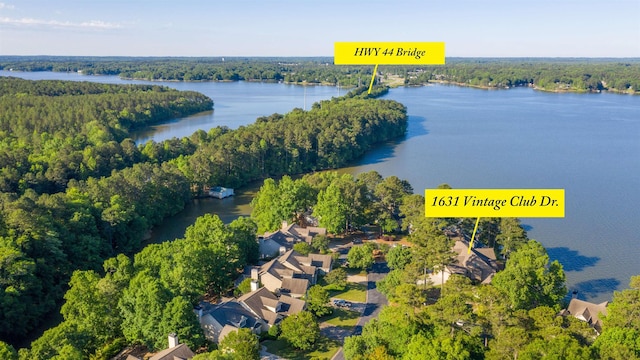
[327,282,367,302]
[345,267,368,277]
[321,307,360,328]
[263,336,340,360]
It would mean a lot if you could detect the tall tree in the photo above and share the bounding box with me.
[386,245,412,270]
[495,217,528,257]
[408,217,454,294]
[61,270,122,345]
[250,178,284,233]
[279,311,320,351]
[492,240,566,310]
[18,322,89,360]
[158,296,205,351]
[603,275,640,331]
[218,328,259,360]
[250,176,315,233]
[374,176,413,233]
[314,182,348,234]
[0,341,17,360]
[118,271,171,350]
[305,285,332,317]
[592,327,640,359]
[229,217,259,265]
[347,243,375,270]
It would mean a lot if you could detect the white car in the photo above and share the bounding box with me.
[333,299,352,308]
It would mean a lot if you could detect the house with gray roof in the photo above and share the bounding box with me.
[255,249,332,298]
[238,286,306,326]
[195,299,265,343]
[258,221,327,258]
[427,239,500,286]
[559,296,608,334]
[195,286,307,343]
[126,334,194,360]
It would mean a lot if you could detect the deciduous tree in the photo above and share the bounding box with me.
[314,182,348,234]
[347,243,375,270]
[280,311,320,351]
[219,328,259,360]
[386,245,412,270]
[603,275,640,331]
[305,285,332,317]
[492,240,566,310]
[324,267,348,290]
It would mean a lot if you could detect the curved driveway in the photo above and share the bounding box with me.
[330,261,389,360]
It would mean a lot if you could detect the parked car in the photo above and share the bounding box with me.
[333,299,352,308]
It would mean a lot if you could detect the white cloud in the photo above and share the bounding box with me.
[0,17,123,29]
[0,2,15,10]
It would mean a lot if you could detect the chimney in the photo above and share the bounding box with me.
[251,267,259,280]
[168,333,178,348]
[251,280,259,292]
[279,246,286,255]
[194,305,203,319]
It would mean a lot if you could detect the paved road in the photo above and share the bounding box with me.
[260,345,286,360]
[331,262,389,360]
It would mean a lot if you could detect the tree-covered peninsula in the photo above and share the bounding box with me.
[0,77,213,193]
[0,78,407,346]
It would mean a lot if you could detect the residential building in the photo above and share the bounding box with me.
[258,221,327,258]
[126,334,194,360]
[238,287,306,326]
[254,249,332,298]
[426,239,500,286]
[195,286,306,343]
[559,295,608,334]
[195,299,265,343]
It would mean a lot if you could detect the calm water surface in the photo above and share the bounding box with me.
[0,70,343,143]
[342,85,639,302]
[3,71,638,302]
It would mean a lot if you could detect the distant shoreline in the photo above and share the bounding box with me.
[2,68,637,95]
[422,79,638,95]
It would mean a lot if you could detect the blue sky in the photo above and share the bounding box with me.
[1,0,638,57]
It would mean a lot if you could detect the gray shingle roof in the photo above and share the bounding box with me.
[281,278,309,296]
[563,298,608,333]
[202,300,261,332]
[149,343,194,360]
[239,287,306,325]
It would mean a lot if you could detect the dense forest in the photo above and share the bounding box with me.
[178,85,404,192]
[1,61,637,358]
[0,56,374,87]
[400,58,640,93]
[340,185,640,359]
[0,78,407,349]
[2,162,638,358]
[44,169,635,360]
[2,56,639,93]
[0,77,212,193]
[249,174,640,360]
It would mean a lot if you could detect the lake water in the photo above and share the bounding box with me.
[2,70,638,302]
[343,85,640,303]
[0,70,343,143]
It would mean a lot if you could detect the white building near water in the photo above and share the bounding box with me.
[209,186,234,199]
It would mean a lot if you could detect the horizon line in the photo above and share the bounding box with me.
[1,55,639,60]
